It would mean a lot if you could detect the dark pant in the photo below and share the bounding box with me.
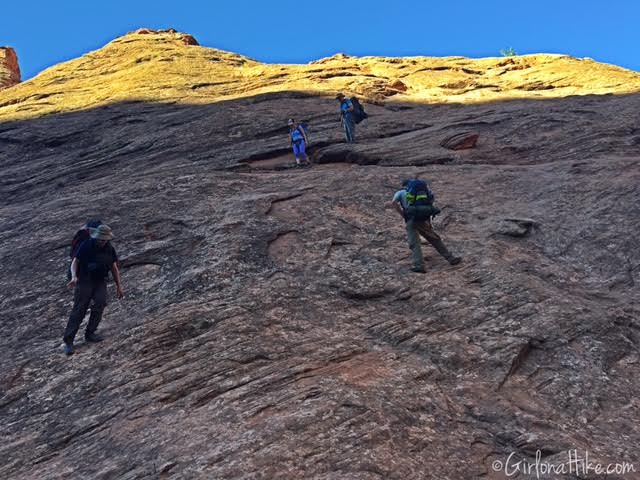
[63,280,108,344]
[405,219,454,269]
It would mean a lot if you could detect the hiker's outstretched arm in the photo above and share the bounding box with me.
[296,126,307,144]
[66,258,79,289]
[70,258,78,280]
[111,263,122,288]
[390,201,404,218]
[111,263,124,298]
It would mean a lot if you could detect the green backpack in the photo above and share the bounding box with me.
[404,180,440,221]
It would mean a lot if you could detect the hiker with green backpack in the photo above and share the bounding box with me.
[287,118,310,166]
[391,178,461,273]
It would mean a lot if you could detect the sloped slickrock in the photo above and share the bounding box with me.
[1,30,640,479]
[0,47,21,89]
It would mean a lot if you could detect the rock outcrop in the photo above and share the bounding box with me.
[134,28,199,45]
[440,131,479,150]
[0,30,639,479]
[0,47,21,89]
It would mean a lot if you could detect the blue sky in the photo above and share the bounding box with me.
[4,0,639,80]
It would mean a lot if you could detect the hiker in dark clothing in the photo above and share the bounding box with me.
[336,93,355,143]
[288,118,309,166]
[63,224,124,355]
[390,178,461,273]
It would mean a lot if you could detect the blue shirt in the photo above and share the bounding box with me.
[340,99,353,113]
[393,189,409,210]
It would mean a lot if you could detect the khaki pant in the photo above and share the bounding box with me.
[405,219,453,270]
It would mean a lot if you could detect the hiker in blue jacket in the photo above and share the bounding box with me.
[288,118,309,166]
[336,93,355,143]
[390,178,461,273]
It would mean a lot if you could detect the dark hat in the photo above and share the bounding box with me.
[335,92,345,99]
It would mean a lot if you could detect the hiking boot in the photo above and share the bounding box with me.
[410,266,426,274]
[63,343,74,356]
[448,256,462,266]
[85,333,104,343]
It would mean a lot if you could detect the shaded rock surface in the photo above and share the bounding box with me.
[0,47,21,89]
[1,30,640,479]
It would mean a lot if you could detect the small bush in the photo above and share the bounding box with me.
[500,47,518,57]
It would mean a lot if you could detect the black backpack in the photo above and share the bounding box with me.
[70,229,90,259]
[67,219,102,279]
[350,96,368,124]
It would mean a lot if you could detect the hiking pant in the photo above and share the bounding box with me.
[342,113,355,142]
[405,219,454,270]
[292,140,308,161]
[63,280,108,344]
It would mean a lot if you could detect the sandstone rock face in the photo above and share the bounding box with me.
[0,31,639,479]
[0,47,21,89]
[1,30,639,122]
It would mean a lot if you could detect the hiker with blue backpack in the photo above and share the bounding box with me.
[391,178,461,273]
[287,118,309,166]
